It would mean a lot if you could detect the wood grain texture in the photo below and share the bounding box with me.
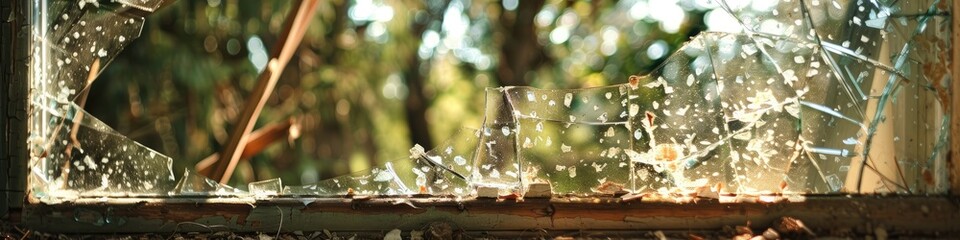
[951,0,960,195]
[18,196,960,233]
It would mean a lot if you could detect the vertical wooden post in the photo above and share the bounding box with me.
[951,0,960,195]
[2,0,29,219]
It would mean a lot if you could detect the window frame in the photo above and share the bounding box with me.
[15,195,960,234]
[2,0,960,235]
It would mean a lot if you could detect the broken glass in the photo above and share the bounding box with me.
[249,178,283,197]
[113,0,168,12]
[33,1,148,102]
[473,88,522,193]
[420,128,481,184]
[628,36,729,194]
[173,169,245,196]
[404,128,477,196]
[288,162,409,196]
[26,0,951,201]
[708,33,807,193]
[26,0,179,200]
[29,95,176,197]
[506,85,634,195]
[285,137,474,197]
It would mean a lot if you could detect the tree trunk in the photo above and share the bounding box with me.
[401,0,454,150]
[497,0,549,87]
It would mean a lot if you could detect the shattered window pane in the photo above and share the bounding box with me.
[629,36,728,194]
[26,0,951,201]
[27,0,174,202]
[30,95,176,200]
[506,85,634,195]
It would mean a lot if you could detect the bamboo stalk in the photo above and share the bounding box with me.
[207,0,318,184]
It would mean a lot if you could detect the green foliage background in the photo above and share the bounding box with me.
[87,0,717,187]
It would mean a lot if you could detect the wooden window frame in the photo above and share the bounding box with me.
[2,0,959,236]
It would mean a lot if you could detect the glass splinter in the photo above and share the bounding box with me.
[174,169,245,196]
[249,178,283,197]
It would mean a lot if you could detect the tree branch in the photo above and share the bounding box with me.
[207,0,319,184]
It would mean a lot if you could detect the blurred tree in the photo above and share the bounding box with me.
[88,0,716,188]
[496,0,549,86]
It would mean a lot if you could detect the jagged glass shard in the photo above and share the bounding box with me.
[37,1,146,101]
[703,33,805,193]
[410,128,479,196]
[298,163,410,196]
[717,0,810,39]
[701,0,948,194]
[173,169,245,196]
[474,88,522,192]
[112,0,168,12]
[26,0,168,200]
[289,129,477,197]
[783,48,878,193]
[249,178,283,197]
[506,86,634,195]
[392,156,471,197]
[281,185,316,196]
[885,78,948,194]
[629,36,729,194]
[29,95,176,197]
[421,128,481,180]
[504,85,632,124]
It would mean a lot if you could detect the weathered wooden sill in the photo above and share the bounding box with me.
[15,195,960,234]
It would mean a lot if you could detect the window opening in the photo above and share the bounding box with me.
[25,0,952,204]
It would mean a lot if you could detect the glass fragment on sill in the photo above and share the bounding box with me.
[283,129,479,197]
[293,163,410,196]
[29,95,176,197]
[506,86,634,195]
[288,129,481,197]
[392,155,471,197]
[420,128,481,181]
[473,88,522,194]
[407,128,479,196]
[173,169,245,196]
[249,178,283,197]
[280,185,316,196]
